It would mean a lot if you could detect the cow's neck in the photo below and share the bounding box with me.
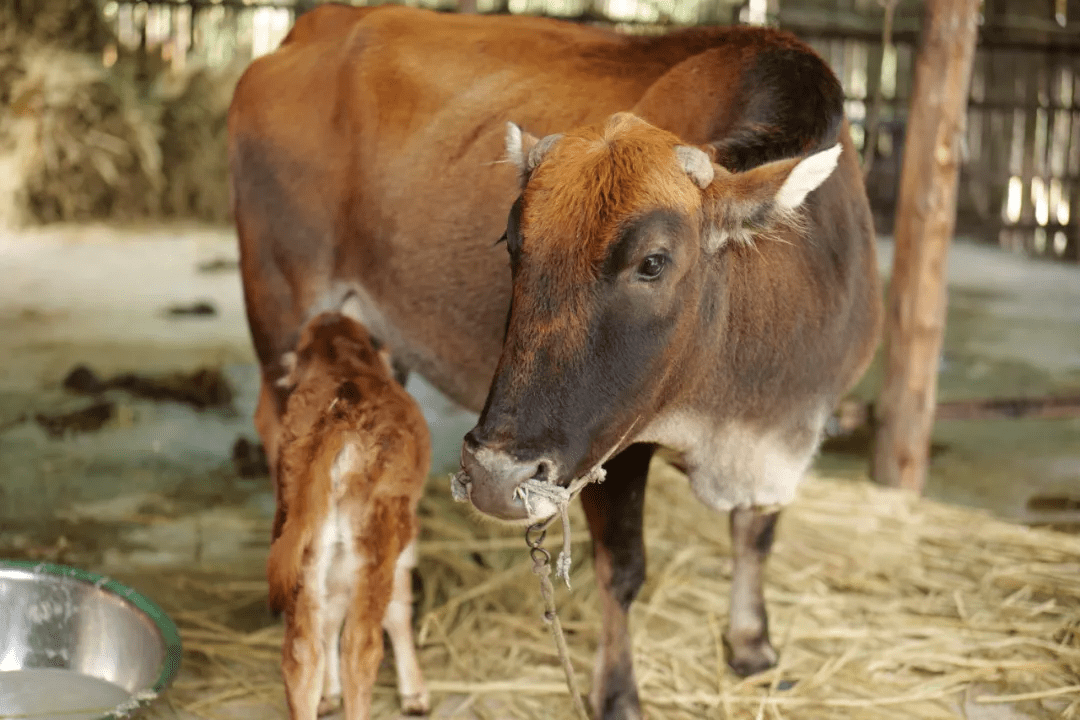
[636,240,832,505]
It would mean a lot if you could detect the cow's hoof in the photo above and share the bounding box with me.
[723,634,778,677]
[317,694,342,716]
[399,691,430,716]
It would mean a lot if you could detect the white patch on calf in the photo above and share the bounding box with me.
[294,497,363,708]
[330,442,360,497]
[317,511,356,701]
[775,143,842,211]
[396,539,418,571]
[383,537,429,714]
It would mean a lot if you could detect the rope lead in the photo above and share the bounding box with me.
[527,519,593,720]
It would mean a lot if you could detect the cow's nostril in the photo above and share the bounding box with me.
[531,461,550,482]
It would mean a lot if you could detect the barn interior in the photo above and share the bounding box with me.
[0,0,1078,718]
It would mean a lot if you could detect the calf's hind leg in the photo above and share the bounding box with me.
[382,540,429,715]
[339,568,388,720]
[580,443,655,720]
[724,506,781,676]
[341,519,424,719]
[281,592,327,720]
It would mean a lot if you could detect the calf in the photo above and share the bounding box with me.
[266,311,430,719]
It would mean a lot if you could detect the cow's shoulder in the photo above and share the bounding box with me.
[279,3,378,47]
[229,3,376,130]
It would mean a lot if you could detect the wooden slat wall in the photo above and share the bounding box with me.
[796,0,1079,263]
[96,0,1079,262]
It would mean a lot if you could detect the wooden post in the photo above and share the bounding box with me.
[872,0,981,493]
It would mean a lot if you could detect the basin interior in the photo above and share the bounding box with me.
[0,563,181,719]
[0,668,133,720]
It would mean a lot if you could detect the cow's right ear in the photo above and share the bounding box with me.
[505,122,562,185]
[700,143,842,252]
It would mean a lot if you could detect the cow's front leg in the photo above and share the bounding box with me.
[724,505,780,676]
[580,443,654,720]
[254,375,285,485]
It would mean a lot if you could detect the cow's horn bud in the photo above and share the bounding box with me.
[675,145,714,189]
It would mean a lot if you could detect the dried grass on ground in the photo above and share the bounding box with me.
[131,463,1079,719]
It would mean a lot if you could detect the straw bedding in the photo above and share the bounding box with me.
[138,462,1079,719]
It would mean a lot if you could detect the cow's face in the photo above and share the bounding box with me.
[459,113,841,521]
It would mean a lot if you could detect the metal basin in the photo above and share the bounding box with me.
[0,560,182,720]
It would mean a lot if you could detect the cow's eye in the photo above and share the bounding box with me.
[637,253,667,280]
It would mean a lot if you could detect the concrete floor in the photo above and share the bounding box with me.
[829,237,1080,525]
[1,221,1077,560]
[0,223,478,569]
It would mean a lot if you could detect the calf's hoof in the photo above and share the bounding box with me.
[317,694,342,716]
[399,691,430,716]
[723,633,778,677]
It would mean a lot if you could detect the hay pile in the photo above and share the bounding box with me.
[0,24,25,221]
[129,464,1079,719]
[4,46,162,225]
[0,34,242,227]
[0,0,242,227]
[157,64,244,224]
[0,24,24,110]
[2,0,114,52]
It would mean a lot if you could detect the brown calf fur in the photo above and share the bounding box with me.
[267,312,430,719]
[232,7,881,719]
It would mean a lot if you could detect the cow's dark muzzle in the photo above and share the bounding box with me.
[458,431,554,522]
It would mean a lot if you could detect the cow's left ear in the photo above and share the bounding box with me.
[505,122,563,186]
[698,143,843,252]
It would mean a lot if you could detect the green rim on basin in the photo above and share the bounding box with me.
[0,559,184,718]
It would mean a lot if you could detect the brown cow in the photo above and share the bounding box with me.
[266,311,429,719]
[230,6,881,719]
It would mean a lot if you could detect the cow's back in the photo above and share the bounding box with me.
[230,5,873,412]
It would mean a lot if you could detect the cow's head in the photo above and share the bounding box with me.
[459,112,841,521]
